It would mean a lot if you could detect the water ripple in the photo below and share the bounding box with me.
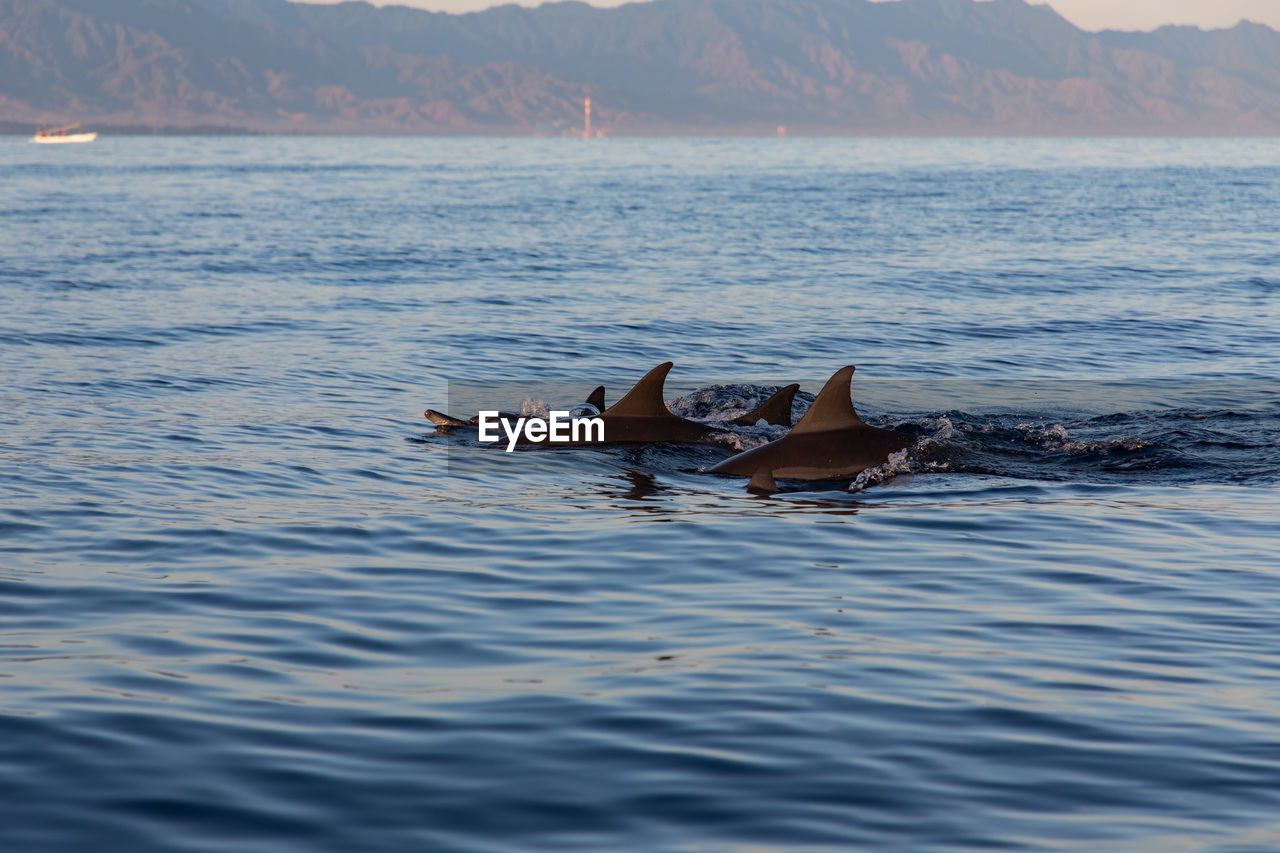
[1,137,1279,851]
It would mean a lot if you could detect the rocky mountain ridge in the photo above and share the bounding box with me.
[3,0,1278,133]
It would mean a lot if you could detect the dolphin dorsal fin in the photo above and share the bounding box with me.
[734,383,800,426]
[586,385,606,412]
[603,362,676,418]
[791,366,864,434]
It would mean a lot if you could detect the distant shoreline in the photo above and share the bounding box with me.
[5,128,1280,139]
[12,0,1280,145]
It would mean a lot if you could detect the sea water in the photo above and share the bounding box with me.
[2,136,1279,851]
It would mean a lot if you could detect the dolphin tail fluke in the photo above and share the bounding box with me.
[791,366,863,434]
[747,468,778,493]
[732,383,800,426]
[586,385,606,412]
[602,362,676,418]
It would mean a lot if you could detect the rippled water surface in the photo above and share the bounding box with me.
[3,136,1280,851]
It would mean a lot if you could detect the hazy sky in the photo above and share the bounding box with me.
[298,0,1280,32]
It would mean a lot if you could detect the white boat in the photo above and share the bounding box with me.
[30,123,98,144]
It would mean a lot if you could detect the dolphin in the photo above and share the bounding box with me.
[729,383,800,427]
[425,364,720,445]
[433,380,793,432]
[591,362,719,444]
[463,385,606,426]
[709,366,913,492]
[425,385,606,431]
[424,409,470,429]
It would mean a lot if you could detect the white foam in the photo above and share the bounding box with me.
[519,397,551,419]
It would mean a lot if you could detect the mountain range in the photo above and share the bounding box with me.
[4,0,1280,134]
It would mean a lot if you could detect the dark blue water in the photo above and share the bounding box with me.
[3,136,1280,851]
